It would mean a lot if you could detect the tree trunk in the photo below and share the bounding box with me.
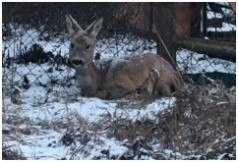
[229,2,236,12]
[154,3,177,67]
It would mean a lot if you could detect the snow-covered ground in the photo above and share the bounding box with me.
[4,94,176,159]
[2,7,236,159]
[3,30,179,159]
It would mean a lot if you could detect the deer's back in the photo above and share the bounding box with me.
[96,53,181,94]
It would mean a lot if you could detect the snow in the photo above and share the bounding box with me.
[207,2,234,20]
[207,11,224,19]
[207,22,236,32]
[5,86,176,123]
[177,49,235,74]
[206,3,235,32]
[3,25,69,57]
[7,130,128,160]
[8,131,68,160]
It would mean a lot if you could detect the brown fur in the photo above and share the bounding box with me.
[66,15,182,99]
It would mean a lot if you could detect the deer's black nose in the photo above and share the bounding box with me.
[71,59,84,66]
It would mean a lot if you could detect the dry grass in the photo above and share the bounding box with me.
[2,144,26,160]
[105,82,236,159]
[2,81,236,160]
[163,83,236,154]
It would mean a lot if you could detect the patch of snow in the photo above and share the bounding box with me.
[217,153,227,160]
[207,22,236,32]
[7,131,68,160]
[164,149,173,155]
[99,137,128,156]
[207,11,223,19]
[177,49,235,74]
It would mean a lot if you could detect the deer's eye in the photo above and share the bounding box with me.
[85,45,91,50]
[70,43,74,49]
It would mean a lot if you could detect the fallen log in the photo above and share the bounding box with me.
[178,37,236,62]
[206,31,236,41]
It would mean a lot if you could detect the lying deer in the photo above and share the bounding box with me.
[66,15,182,99]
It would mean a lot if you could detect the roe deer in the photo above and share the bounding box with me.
[66,15,182,99]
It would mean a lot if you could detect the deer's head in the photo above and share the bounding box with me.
[66,15,103,68]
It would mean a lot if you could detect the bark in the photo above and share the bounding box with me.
[206,31,236,42]
[229,2,236,12]
[154,3,177,67]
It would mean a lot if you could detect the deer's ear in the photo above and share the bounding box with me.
[66,15,83,35]
[86,18,103,37]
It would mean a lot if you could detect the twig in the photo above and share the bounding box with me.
[155,31,183,81]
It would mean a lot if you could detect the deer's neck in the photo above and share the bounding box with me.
[75,62,102,94]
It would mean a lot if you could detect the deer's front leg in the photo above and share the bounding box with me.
[81,85,98,97]
[95,88,130,100]
[94,90,109,99]
[95,75,139,99]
